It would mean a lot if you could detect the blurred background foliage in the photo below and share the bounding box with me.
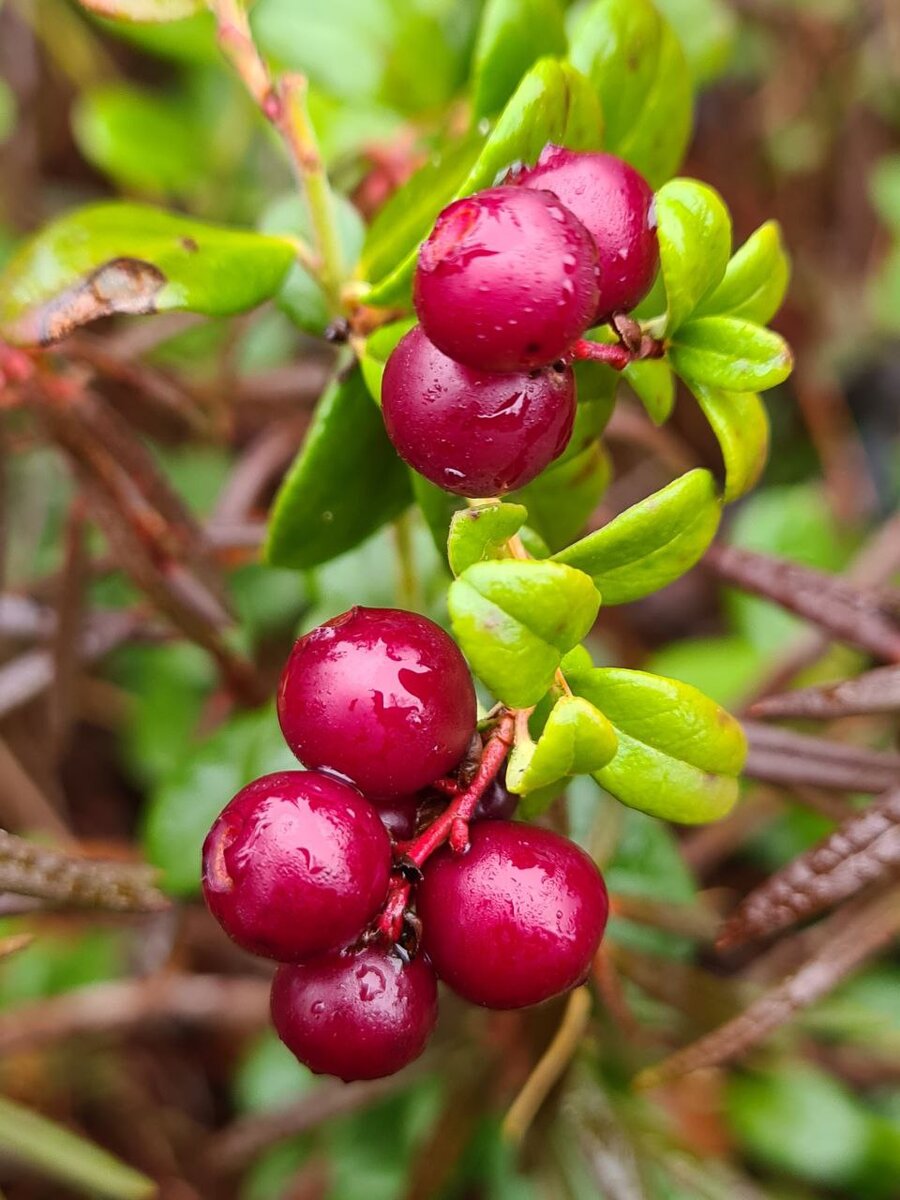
[0,0,899,1198]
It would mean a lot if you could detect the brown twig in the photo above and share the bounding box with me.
[742,721,900,793]
[748,664,900,720]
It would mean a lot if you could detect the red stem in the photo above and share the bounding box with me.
[570,336,665,370]
[376,712,516,941]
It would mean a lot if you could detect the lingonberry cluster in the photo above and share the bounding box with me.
[382,145,660,498]
[201,607,609,1081]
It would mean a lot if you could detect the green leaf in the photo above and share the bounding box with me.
[623,357,675,424]
[690,383,770,502]
[471,0,567,120]
[448,560,600,708]
[654,0,737,86]
[511,439,611,552]
[72,85,208,198]
[696,220,790,324]
[265,365,411,569]
[870,154,900,232]
[260,191,365,336]
[410,472,467,557]
[447,502,528,577]
[569,0,692,187]
[656,177,732,332]
[646,635,766,709]
[0,202,294,346]
[669,316,793,392]
[553,469,721,603]
[360,317,417,405]
[76,0,201,19]
[359,134,483,290]
[568,667,746,823]
[0,1094,155,1200]
[143,705,297,896]
[364,57,602,305]
[508,695,617,802]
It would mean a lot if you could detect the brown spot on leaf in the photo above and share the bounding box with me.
[15,258,166,346]
[180,237,199,253]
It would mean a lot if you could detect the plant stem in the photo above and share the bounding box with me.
[376,712,516,941]
[207,0,343,313]
[570,336,665,370]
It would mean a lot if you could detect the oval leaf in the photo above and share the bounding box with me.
[656,178,732,333]
[471,0,567,120]
[265,365,411,570]
[364,57,602,305]
[76,0,201,19]
[623,357,676,425]
[569,0,692,187]
[447,502,528,577]
[512,438,612,552]
[553,468,721,603]
[691,383,770,502]
[508,695,618,801]
[448,560,600,708]
[696,219,790,324]
[669,316,793,392]
[0,202,294,345]
[360,317,417,405]
[569,667,746,823]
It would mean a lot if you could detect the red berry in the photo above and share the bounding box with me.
[278,607,476,799]
[510,146,659,322]
[376,794,421,841]
[271,945,438,1081]
[202,771,391,963]
[472,770,518,822]
[382,326,575,497]
[418,821,608,1009]
[414,186,600,371]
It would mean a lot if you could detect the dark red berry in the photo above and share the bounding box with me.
[510,146,658,322]
[376,794,421,841]
[414,186,600,372]
[202,771,391,963]
[278,607,476,799]
[418,821,608,1009]
[382,326,575,497]
[472,770,518,822]
[271,945,438,1081]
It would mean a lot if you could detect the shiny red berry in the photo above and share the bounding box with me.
[376,794,421,841]
[201,771,391,963]
[271,946,439,1081]
[382,326,575,497]
[414,186,600,372]
[510,146,659,322]
[418,821,609,1009]
[472,770,518,822]
[278,607,476,799]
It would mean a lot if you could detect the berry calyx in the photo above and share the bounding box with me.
[382,326,575,497]
[417,821,609,1009]
[271,945,438,1081]
[414,186,600,372]
[278,606,477,799]
[201,771,391,963]
[510,146,659,322]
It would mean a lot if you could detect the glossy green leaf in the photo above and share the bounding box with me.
[697,220,790,324]
[553,469,721,603]
[568,667,746,823]
[360,317,417,404]
[0,1094,155,1200]
[691,383,770,502]
[359,134,483,290]
[512,438,611,552]
[669,316,793,392]
[623,357,675,424]
[447,502,528,577]
[364,57,602,305]
[656,178,732,333]
[76,0,201,19]
[261,191,365,336]
[144,705,297,896]
[265,366,411,569]
[72,85,208,198]
[569,0,692,187]
[0,203,295,345]
[471,0,567,119]
[448,560,600,707]
[508,695,617,801]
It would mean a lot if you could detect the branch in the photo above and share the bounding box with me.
[748,664,900,720]
[742,721,900,793]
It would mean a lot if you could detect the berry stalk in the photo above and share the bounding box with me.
[570,334,665,370]
[376,711,516,941]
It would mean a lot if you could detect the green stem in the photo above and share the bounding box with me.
[392,509,418,610]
